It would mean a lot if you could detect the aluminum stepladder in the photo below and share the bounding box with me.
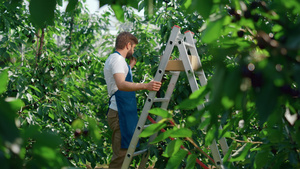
[122,25,229,169]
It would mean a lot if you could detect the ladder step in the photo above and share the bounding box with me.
[165,71,180,75]
[153,98,170,102]
[183,42,194,48]
[195,71,204,76]
[133,149,148,157]
[143,124,151,129]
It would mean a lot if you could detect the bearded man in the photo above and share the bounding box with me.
[104,32,161,168]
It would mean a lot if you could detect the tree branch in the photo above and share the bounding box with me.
[36,28,45,61]
[67,15,74,52]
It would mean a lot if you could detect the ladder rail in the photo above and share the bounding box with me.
[153,26,181,82]
[176,34,223,169]
[185,30,230,160]
[139,71,180,169]
[184,31,208,86]
[177,36,199,93]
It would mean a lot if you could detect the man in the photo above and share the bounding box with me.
[104,32,162,168]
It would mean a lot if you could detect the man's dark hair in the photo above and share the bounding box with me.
[115,32,138,50]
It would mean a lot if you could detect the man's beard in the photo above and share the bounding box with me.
[126,49,133,58]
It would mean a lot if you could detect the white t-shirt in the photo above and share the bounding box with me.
[104,52,129,111]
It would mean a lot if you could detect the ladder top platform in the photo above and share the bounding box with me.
[163,55,201,71]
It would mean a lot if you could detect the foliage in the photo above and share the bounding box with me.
[138,0,300,168]
[0,70,70,168]
[1,0,300,169]
[1,0,114,168]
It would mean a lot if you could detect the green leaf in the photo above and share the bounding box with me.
[218,120,233,139]
[57,0,63,6]
[201,15,226,44]
[66,0,79,12]
[288,151,299,166]
[254,150,270,168]
[87,153,95,168]
[111,4,124,22]
[281,0,300,14]
[187,115,197,126]
[183,0,192,9]
[162,139,183,157]
[0,97,23,142]
[198,117,210,130]
[10,0,22,6]
[4,97,24,114]
[28,131,68,167]
[176,86,208,110]
[266,127,284,143]
[126,0,139,9]
[184,0,213,19]
[88,117,102,141]
[139,121,167,138]
[72,119,85,129]
[169,128,193,138]
[28,85,41,94]
[99,0,111,7]
[61,92,71,105]
[223,67,241,98]
[165,149,188,169]
[186,153,197,169]
[189,85,207,99]
[221,96,234,109]
[149,108,172,118]
[151,129,173,144]
[230,143,252,162]
[205,124,217,145]
[223,141,236,162]
[29,0,56,28]
[294,64,300,88]
[0,70,8,95]
[272,24,283,32]
[286,33,300,49]
[73,154,79,163]
[33,146,56,161]
[80,154,86,164]
[185,109,206,128]
[84,87,95,96]
[48,112,55,120]
[256,82,278,126]
[34,131,62,148]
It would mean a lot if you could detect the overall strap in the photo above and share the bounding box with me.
[107,92,116,115]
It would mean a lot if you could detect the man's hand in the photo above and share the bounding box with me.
[129,57,137,69]
[146,80,162,91]
[114,73,162,92]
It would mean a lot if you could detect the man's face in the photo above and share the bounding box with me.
[126,43,136,58]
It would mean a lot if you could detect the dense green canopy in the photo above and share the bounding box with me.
[1,0,300,168]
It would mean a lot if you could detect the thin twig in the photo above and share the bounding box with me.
[19,95,46,113]
[228,137,263,144]
[169,119,216,165]
[186,137,216,164]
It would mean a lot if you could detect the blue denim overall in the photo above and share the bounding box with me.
[111,52,138,149]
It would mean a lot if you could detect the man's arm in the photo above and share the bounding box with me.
[114,73,161,92]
